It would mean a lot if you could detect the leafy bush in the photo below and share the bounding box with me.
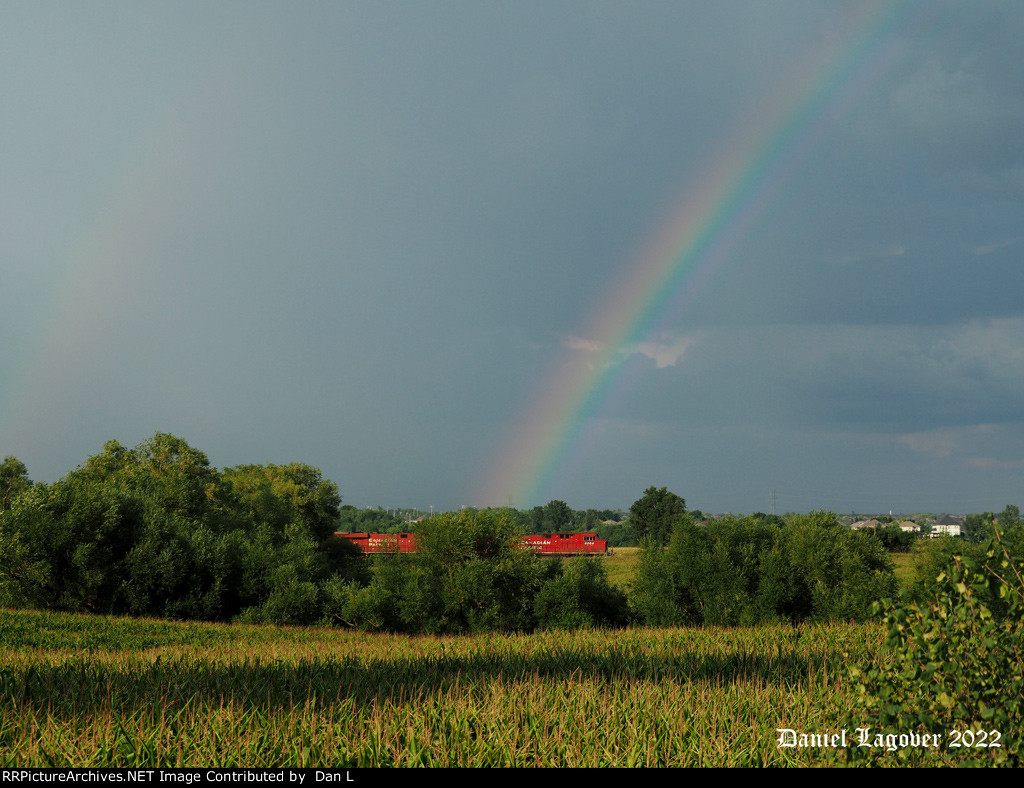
[592,520,639,547]
[873,524,917,552]
[0,433,357,625]
[843,527,1023,766]
[334,508,628,634]
[630,512,896,627]
[901,535,1010,614]
[786,515,896,621]
[332,509,537,634]
[533,557,629,629]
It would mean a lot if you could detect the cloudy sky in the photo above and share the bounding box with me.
[2,1,1022,515]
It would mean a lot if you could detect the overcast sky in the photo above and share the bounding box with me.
[2,1,1022,515]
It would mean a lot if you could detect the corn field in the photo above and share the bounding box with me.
[1,607,891,767]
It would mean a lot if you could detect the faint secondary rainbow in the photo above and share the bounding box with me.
[477,1,915,508]
[0,49,251,449]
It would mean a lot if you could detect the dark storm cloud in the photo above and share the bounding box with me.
[2,1,1022,513]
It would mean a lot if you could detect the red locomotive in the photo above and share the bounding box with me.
[334,531,609,556]
[520,532,610,556]
[334,532,418,553]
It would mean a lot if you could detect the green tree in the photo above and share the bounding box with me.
[998,504,1020,530]
[0,456,32,511]
[334,508,628,634]
[0,495,52,608]
[223,462,341,543]
[962,512,995,544]
[533,557,628,629]
[631,511,895,627]
[336,505,406,534]
[115,434,226,524]
[628,536,686,626]
[874,524,917,553]
[628,486,686,546]
[593,520,638,547]
[0,433,356,625]
[220,462,349,625]
[662,517,787,626]
[0,474,148,613]
[542,499,574,532]
[783,511,895,621]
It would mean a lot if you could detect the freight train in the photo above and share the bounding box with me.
[334,531,610,556]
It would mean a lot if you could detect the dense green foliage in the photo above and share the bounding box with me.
[1,456,33,511]
[329,508,627,634]
[522,500,624,536]
[0,434,361,625]
[628,486,687,545]
[872,524,917,552]
[534,503,632,545]
[1,436,1007,669]
[2,444,632,634]
[962,511,995,544]
[4,445,1022,765]
[592,519,638,547]
[904,537,976,601]
[336,504,416,534]
[531,499,574,531]
[843,525,1023,766]
[630,511,897,626]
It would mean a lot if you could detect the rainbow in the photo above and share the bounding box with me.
[476,1,915,508]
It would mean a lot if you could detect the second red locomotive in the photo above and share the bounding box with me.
[520,532,610,556]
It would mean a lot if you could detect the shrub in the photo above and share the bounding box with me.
[843,527,1024,766]
[533,557,629,629]
[630,512,896,627]
[873,524,917,552]
[0,434,358,625]
[334,509,542,634]
[628,536,686,626]
[335,509,630,634]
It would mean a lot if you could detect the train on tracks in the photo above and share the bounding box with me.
[334,531,611,556]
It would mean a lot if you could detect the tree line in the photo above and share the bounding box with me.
[4,436,1016,634]
[0,435,631,630]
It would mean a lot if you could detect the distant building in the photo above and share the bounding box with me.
[850,519,881,531]
[928,515,962,538]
